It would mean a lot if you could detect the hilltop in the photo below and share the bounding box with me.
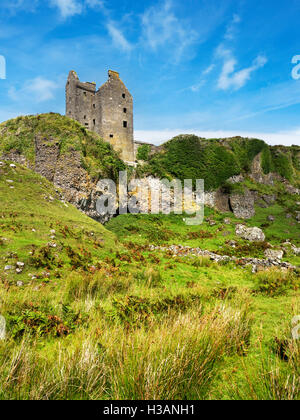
[136,134,300,190]
[0,113,126,222]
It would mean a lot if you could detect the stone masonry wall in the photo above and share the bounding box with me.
[66,70,135,163]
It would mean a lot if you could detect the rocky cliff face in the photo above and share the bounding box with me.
[1,114,299,224]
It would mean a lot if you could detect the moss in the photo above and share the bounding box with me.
[271,149,294,181]
[138,135,299,190]
[0,113,126,182]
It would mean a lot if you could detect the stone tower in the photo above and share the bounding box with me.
[66,70,135,163]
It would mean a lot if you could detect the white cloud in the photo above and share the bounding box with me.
[135,129,300,147]
[9,77,59,102]
[50,0,83,18]
[216,46,267,90]
[224,14,241,40]
[141,0,197,62]
[107,22,133,52]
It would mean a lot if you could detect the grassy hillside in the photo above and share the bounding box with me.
[0,116,299,400]
[137,135,300,190]
[0,162,299,400]
[0,162,118,284]
[0,113,126,181]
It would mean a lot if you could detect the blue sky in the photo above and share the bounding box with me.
[0,0,300,145]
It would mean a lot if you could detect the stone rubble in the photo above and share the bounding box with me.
[148,244,297,271]
[235,224,266,242]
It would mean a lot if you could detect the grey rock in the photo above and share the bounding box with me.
[235,224,265,242]
[16,262,25,268]
[4,265,13,271]
[230,189,255,219]
[264,249,284,260]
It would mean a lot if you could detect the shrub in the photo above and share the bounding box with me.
[253,269,299,296]
[137,144,151,161]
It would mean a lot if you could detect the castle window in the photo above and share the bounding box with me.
[93,119,96,125]
[123,108,127,113]
[123,121,127,128]
[93,104,96,109]
[84,115,86,119]
[110,134,114,138]
[122,93,126,99]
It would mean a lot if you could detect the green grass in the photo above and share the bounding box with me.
[0,113,126,181]
[0,161,299,400]
[135,135,300,191]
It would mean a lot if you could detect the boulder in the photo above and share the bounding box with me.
[235,224,265,242]
[230,189,255,219]
[264,249,284,260]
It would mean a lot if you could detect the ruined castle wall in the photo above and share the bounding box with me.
[66,71,97,132]
[96,71,135,163]
[66,70,135,163]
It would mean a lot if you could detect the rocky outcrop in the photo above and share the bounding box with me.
[235,224,265,242]
[35,135,60,182]
[229,189,255,219]
[1,135,109,223]
[264,249,284,260]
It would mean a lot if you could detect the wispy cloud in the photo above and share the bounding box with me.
[212,15,267,91]
[50,0,83,18]
[9,77,59,102]
[216,46,267,90]
[49,0,104,19]
[107,22,133,52]
[224,14,241,40]
[141,0,198,63]
[184,64,216,92]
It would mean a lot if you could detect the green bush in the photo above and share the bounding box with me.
[253,269,298,296]
[137,144,151,161]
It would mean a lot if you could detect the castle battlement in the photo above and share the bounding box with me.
[66,70,135,163]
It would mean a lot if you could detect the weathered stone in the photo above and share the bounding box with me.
[235,224,265,242]
[223,218,231,225]
[16,262,25,268]
[267,215,275,222]
[227,174,244,184]
[292,246,300,256]
[149,244,296,271]
[230,189,255,219]
[262,194,277,206]
[4,265,13,271]
[264,249,284,260]
[66,70,135,163]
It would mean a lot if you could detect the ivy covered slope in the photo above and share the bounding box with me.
[138,135,300,190]
[0,162,118,285]
[0,113,126,181]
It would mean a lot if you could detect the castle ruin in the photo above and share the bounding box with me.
[66,70,135,163]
